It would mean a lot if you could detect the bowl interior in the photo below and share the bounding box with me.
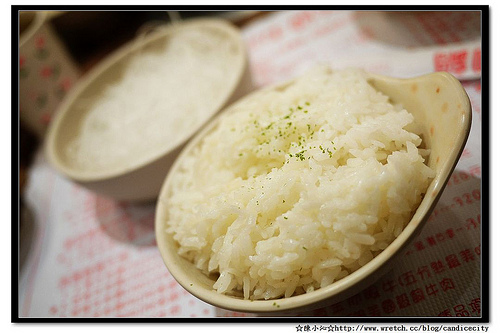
[155,71,471,314]
[46,19,247,182]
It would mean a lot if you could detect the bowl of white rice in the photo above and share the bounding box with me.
[155,66,471,314]
[45,18,251,202]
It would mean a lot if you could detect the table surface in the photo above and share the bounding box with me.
[18,10,482,318]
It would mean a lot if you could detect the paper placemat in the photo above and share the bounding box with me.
[19,10,482,318]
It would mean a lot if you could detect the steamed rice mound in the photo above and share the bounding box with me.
[165,67,435,300]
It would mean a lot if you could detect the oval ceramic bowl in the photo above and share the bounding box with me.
[155,71,471,314]
[45,18,252,202]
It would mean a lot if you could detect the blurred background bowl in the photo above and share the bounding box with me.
[45,18,253,202]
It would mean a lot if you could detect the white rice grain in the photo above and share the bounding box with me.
[166,66,435,300]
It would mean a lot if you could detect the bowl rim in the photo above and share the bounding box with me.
[45,17,248,182]
[19,11,48,47]
[154,71,472,314]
